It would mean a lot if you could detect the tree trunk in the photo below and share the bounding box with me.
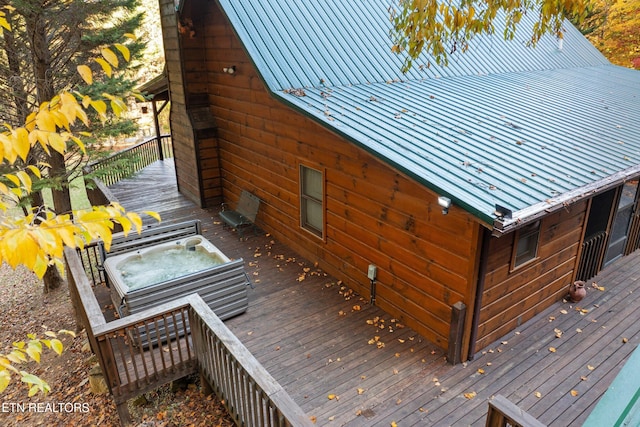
[42,264,65,293]
[26,8,71,292]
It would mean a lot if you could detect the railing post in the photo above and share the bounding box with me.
[157,135,164,161]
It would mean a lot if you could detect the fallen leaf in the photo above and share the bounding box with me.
[560,309,568,314]
[570,390,579,397]
[327,394,337,400]
[310,415,317,424]
[352,305,361,311]
[534,391,542,398]
[463,391,477,399]
[622,337,629,343]
[581,376,588,381]
[549,347,557,353]
[576,328,583,333]
[357,388,365,395]
[391,422,398,427]
[477,368,485,374]
[587,365,595,370]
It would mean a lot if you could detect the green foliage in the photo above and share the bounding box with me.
[0,330,75,396]
[390,0,589,70]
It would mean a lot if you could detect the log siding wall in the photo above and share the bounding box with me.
[477,200,588,350]
[185,4,484,351]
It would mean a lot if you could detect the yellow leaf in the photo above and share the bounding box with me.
[391,422,398,427]
[28,384,40,397]
[463,391,476,399]
[0,370,10,393]
[143,210,161,222]
[534,391,542,398]
[47,132,66,155]
[77,65,93,84]
[110,98,127,117]
[327,394,336,400]
[477,368,485,374]
[570,390,579,397]
[36,109,56,132]
[114,43,131,62]
[95,57,112,77]
[90,99,107,117]
[26,346,41,363]
[69,135,86,154]
[549,347,557,353]
[101,47,119,67]
[13,127,30,161]
[587,365,595,370]
[51,339,63,356]
[357,388,365,395]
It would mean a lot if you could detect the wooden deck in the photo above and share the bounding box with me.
[105,159,640,426]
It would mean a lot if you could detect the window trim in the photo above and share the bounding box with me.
[510,220,541,270]
[299,164,326,240]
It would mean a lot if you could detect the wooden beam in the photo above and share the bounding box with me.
[447,301,466,364]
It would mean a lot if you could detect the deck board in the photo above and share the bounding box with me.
[103,159,640,426]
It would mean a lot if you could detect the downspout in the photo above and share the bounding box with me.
[467,227,492,360]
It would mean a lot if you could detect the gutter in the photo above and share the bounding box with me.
[492,164,640,237]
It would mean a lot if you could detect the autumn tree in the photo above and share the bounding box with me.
[572,0,640,68]
[0,0,144,290]
[390,0,589,69]
[0,8,158,393]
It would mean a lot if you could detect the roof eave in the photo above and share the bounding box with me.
[492,164,640,237]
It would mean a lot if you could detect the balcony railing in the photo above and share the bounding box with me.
[84,135,173,187]
[65,247,312,427]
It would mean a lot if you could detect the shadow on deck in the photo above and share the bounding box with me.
[102,159,640,426]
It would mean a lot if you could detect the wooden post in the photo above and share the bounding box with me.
[152,100,163,160]
[447,301,466,365]
[485,395,546,427]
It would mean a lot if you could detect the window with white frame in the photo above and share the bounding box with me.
[300,165,324,238]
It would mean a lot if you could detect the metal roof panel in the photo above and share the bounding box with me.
[215,0,640,226]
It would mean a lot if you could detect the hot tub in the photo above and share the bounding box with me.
[103,235,249,321]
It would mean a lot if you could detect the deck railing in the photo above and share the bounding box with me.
[64,247,312,427]
[486,395,546,427]
[85,134,172,186]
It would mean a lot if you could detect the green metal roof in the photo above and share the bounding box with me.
[215,0,640,230]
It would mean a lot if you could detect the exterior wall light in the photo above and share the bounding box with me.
[222,66,236,74]
[438,196,452,215]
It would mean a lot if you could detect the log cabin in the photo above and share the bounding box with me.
[153,0,640,362]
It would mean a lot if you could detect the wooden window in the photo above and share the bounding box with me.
[513,221,540,269]
[300,165,324,238]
